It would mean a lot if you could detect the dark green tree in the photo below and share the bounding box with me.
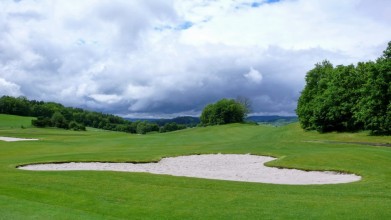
[51,112,68,129]
[136,121,147,134]
[356,43,391,134]
[313,64,364,132]
[236,96,252,117]
[297,41,391,135]
[200,99,245,125]
[31,117,52,127]
[159,122,186,132]
[296,60,333,130]
[69,121,86,131]
[0,96,31,116]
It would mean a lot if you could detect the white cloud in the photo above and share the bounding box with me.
[0,78,23,97]
[179,0,390,58]
[0,0,390,117]
[244,67,263,84]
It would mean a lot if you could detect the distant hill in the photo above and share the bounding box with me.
[246,115,298,126]
[127,115,297,126]
[126,116,200,127]
[246,115,298,122]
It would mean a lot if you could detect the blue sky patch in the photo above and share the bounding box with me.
[251,2,261,8]
[265,0,280,4]
[178,21,193,30]
[251,0,280,7]
[154,21,193,32]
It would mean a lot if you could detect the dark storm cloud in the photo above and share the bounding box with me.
[0,0,390,118]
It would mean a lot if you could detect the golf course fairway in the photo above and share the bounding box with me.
[1,114,390,219]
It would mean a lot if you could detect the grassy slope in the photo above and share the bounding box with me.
[0,114,35,129]
[0,114,390,219]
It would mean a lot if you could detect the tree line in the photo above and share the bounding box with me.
[296,42,391,135]
[0,96,186,134]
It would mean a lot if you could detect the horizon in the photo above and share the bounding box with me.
[124,114,298,120]
[1,0,390,118]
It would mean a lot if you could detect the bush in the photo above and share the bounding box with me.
[160,122,186,133]
[69,121,86,131]
[200,99,245,126]
[32,117,52,127]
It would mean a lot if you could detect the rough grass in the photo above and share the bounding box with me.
[0,114,390,219]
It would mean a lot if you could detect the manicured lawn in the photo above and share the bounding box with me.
[0,114,390,219]
[0,114,35,129]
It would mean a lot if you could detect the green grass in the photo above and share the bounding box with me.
[0,114,35,129]
[0,114,390,219]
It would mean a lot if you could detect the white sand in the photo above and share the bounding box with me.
[18,154,361,185]
[0,136,39,142]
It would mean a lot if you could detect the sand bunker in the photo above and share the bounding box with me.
[18,154,361,185]
[0,136,39,142]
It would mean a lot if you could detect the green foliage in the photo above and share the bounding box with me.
[160,122,186,133]
[132,121,159,134]
[236,96,252,117]
[68,121,86,131]
[200,98,246,125]
[0,96,30,116]
[136,121,148,134]
[0,96,181,134]
[297,42,391,135]
[51,112,68,129]
[31,116,52,128]
[355,48,391,135]
[297,60,334,131]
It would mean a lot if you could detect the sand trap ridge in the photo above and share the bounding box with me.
[0,136,39,142]
[18,154,361,185]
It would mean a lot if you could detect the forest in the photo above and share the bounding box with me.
[296,42,391,135]
[0,96,186,134]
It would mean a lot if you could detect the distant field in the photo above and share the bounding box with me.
[0,114,390,219]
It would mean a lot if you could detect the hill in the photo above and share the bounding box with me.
[127,115,298,126]
[126,116,200,127]
[246,115,298,125]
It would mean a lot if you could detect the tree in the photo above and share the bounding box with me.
[31,117,52,127]
[312,64,364,132]
[200,99,245,125]
[296,41,391,135]
[159,122,186,133]
[296,60,334,131]
[236,96,252,117]
[356,43,391,134]
[136,121,147,134]
[69,121,86,131]
[0,96,31,116]
[51,112,68,129]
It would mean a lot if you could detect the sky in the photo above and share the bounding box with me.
[1,0,390,118]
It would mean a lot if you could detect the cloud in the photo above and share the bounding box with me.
[0,0,390,117]
[244,68,263,84]
[0,78,22,97]
[89,94,122,104]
